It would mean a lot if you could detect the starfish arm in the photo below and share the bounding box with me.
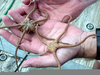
[32,9,49,23]
[28,0,33,6]
[59,42,72,45]
[61,15,72,22]
[58,34,96,48]
[55,15,72,42]
[0,24,21,29]
[52,52,61,69]
[35,24,47,45]
[26,0,36,18]
[39,33,71,45]
[39,33,54,40]
[15,29,26,72]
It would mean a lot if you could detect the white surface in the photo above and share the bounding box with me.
[0,0,7,11]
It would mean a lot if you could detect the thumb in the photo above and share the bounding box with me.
[22,55,59,68]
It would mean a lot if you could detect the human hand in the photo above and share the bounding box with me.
[0,0,97,69]
[22,0,97,22]
[0,14,85,68]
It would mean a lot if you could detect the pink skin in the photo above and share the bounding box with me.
[21,0,97,22]
[0,0,97,68]
[0,16,84,68]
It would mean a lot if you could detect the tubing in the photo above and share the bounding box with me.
[14,52,30,72]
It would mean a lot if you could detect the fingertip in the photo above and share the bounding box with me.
[8,10,16,18]
[2,15,8,21]
[2,15,15,25]
[22,0,30,5]
[22,58,32,68]
[2,15,13,25]
[8,10,14,15]
[0,29,21,47]
[8,9,25,23]
[14,6,26,15]
[0,29,8,35]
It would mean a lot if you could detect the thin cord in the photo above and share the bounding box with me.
[14,52,30,72]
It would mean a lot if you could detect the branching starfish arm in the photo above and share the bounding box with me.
[61,15,72,22]
[28,0,33,6]
[35,24,48,45]
[55,15,72,42]
[32,9,49,23]
[15,29,26,72]
[58,34,96,48]
[52,52,61,69]
[26,0,36,19]
[59,42,72,45]
[39,33,54,40]
[0,24,21,29]
[39,33,71,45]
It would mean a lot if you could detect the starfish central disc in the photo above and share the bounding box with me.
[47,42,58,52]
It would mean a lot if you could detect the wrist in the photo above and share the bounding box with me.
[80,31,97,58]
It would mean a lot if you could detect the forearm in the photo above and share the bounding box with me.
[80,31,97,58]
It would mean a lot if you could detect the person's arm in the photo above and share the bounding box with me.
[80,31,97,58]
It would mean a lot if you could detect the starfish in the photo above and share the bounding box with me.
[0,0,48,72]
[23,15,72,69]
[24,15,96,69]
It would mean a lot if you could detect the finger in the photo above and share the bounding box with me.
[8,10,25,23]
[22,1,38,13]
[14,6,26,15]
[22,3,39,19]
[22,0,30,5]
[19,1,48,25]
[0,29,45,53]
[0,29,31,50]
[2,15,20,29]
[21,47,76,68]
[22,5,47,25]
[22,55,59,68]
[2,15,16,26]
[9,28,33,41]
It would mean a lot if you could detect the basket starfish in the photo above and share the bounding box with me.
[0,0,49,72]
[24,15,96,69]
